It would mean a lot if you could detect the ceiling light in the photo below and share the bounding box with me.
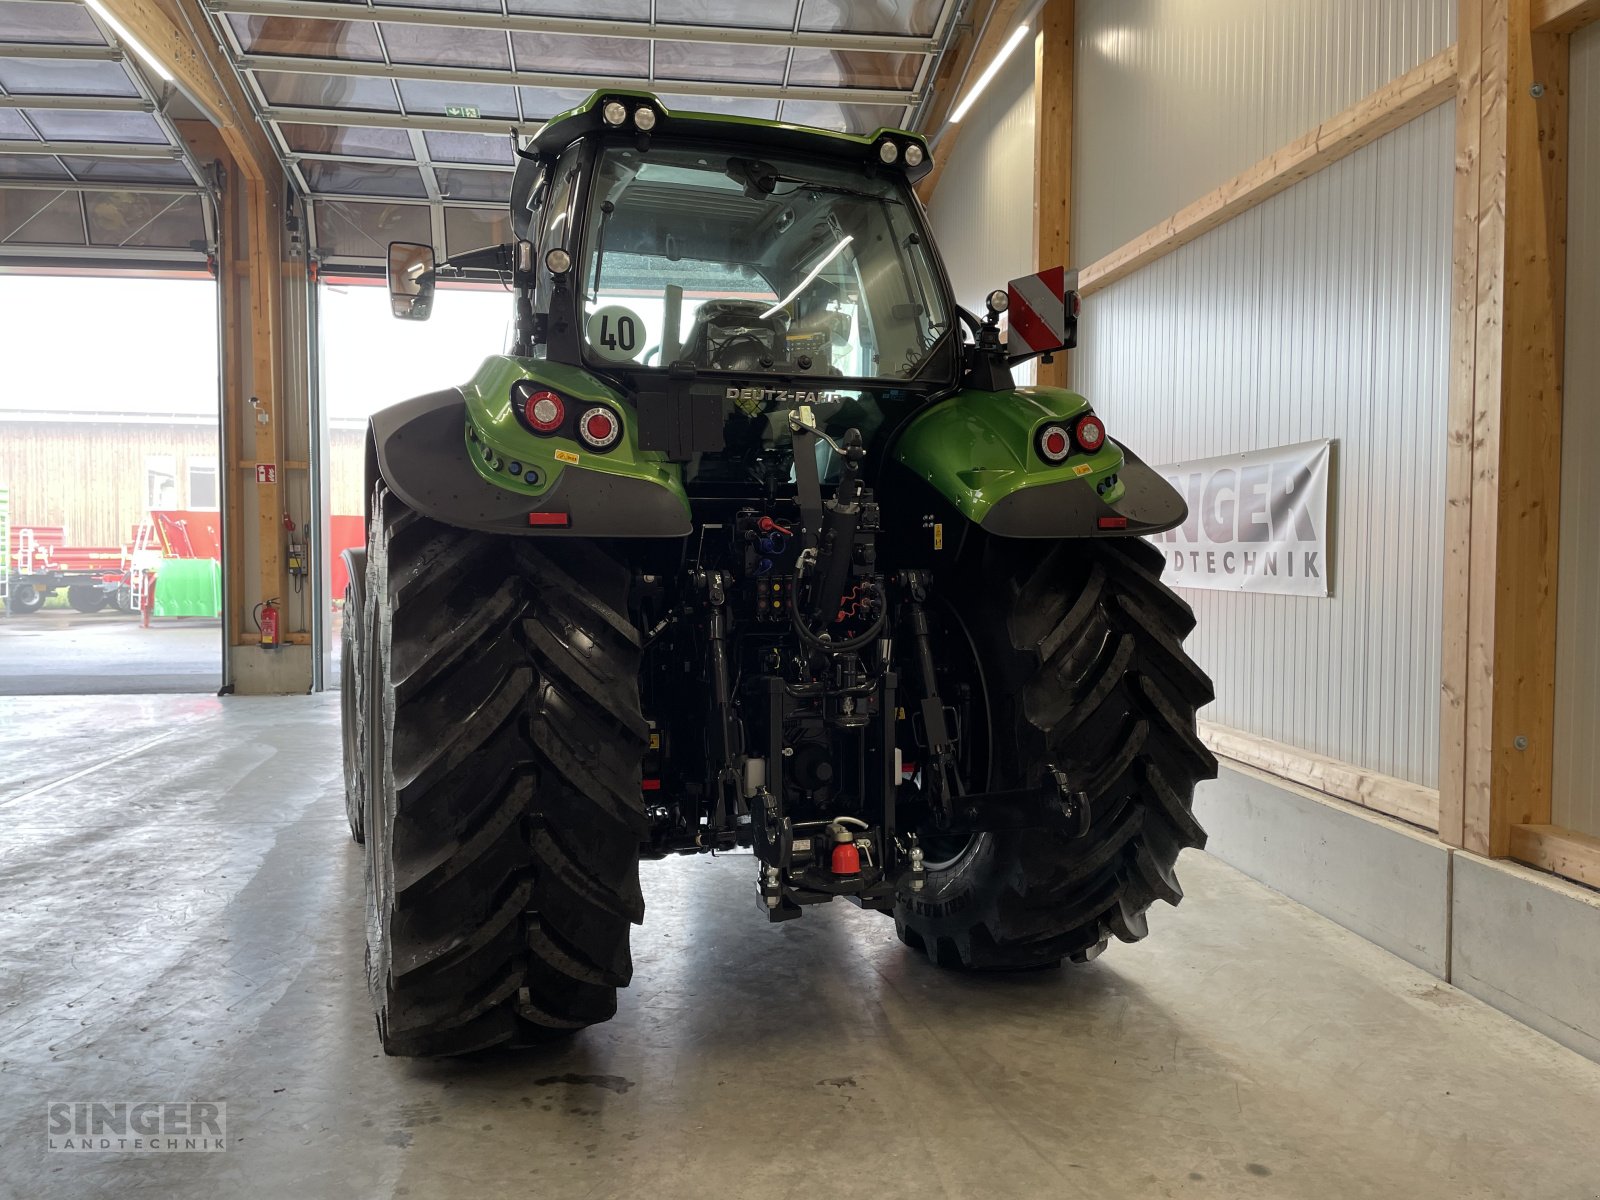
[948,23,1030,123]
[84,0,174,83]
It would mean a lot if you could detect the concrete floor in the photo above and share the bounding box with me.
[2,696,1599,1200]
[0,611,221,695]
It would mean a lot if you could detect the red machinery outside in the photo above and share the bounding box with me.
[6,511,368,621]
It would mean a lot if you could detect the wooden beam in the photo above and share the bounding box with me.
[1510,824,1600,887]
[917,0,1027,201]
[1199,722,1441,831]
[1446,0,1569,857]
[1031,0,1072,389]
[115,0,293,660]
[1077,47,1459,296]
[96,0,278,180]
[1533,0,1600,32]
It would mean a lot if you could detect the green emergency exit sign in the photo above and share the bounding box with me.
[444,105,481,119]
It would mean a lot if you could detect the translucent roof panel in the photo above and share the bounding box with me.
[0,0,109,44]
[25,110,170,145]
[255,71,402,112]
[241,0,962,262]
[663,94,781,122]
[396,80,519,119]
[657,0,799,30]
[384,0,504,12]
[503,0,650,18]
[226,14,385,61]
[0,110,34,140]
[0,189,84,245]
[436,168,509,204]
[0,57,139,96]
[509,32,649,77]
[518,87,596,121]
[57,157,192,184]
[653,41,789,85]
[314,199,429,260]
[444,206,510,257]
[787,49,922,90]
[300,160,428,198]
[423,130,515,167]
[800,0,944,37]
[0,155,72,181]
[380,25,511,70]
[281,124,415,159]
[778,101,910,135]
[85,192,205,249]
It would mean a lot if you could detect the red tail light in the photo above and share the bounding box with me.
[578,406,622,450]
[1075,414,1105,452]
[1037,424,1071,463]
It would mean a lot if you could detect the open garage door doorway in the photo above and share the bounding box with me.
[316,275,512,689]
[0,271,225,696]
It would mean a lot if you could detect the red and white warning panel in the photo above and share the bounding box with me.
[1006,266,1080,358]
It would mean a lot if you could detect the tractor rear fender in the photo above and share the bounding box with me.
[892,385,1187,538]
[364,358,691,537]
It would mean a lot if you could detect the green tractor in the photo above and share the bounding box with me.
[341,90,1215,1056]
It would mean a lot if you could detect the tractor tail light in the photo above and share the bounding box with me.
[578,406,622,450]
[524,389,565,434]
[1075,414,1105,453]
[1038,424,1072,463]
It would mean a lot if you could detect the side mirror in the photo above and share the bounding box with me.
[1003,266,1080,362]
[387,241,436,321]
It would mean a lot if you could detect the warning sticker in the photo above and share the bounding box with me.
[554,449,580,465]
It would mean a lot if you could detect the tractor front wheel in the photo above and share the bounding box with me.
[896,536,1215,969]
[361,486,649,1055]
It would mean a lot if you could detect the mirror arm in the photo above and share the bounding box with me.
[444,243,515,274]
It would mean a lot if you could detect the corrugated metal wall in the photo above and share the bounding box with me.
[1073,0,1456,262]
[1073,103,1453,787]
[1553,23,1600,838]
[927,48,1036,315]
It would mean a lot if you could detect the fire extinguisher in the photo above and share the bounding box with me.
[255,599,281,650]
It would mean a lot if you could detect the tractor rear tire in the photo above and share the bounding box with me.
[8,583,44,615]
[895,536,1215,970]
[340,552,368,845]
[362,485,648,1056]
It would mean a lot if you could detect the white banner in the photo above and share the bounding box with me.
[1146,439,1333,597]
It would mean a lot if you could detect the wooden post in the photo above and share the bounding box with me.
[102,0,291,660]
[1442,0,1569,856]
[1032,0,1072,389]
